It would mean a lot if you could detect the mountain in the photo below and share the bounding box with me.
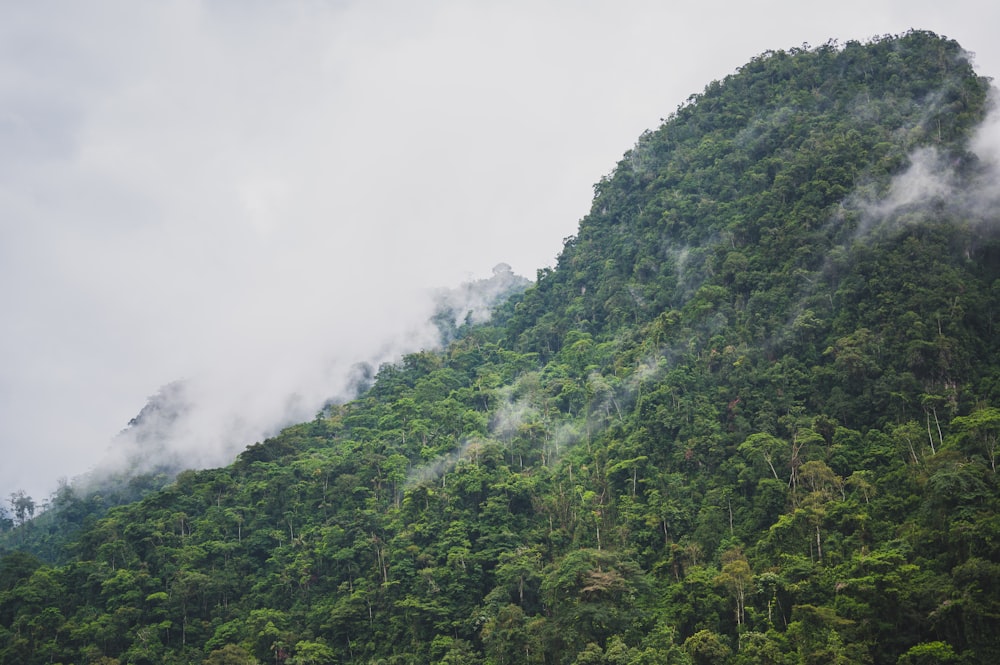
[0,263,532,562]
[2,30,1000,665]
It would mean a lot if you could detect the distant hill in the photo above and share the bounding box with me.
[1,30,998,665]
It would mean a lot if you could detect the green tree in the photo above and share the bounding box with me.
[683,629,731,665]
[204,644,259,665]
[949,407,1000,472]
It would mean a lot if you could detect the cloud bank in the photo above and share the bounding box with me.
[3,1,1000,503]
[858,87,1000,232]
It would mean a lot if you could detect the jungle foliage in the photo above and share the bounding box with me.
[2,31,1000,664]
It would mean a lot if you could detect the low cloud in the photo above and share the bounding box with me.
[6,2,1000,505]
[858,87,1000,233]
[86,265,530,487]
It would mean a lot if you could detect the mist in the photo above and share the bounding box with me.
[92,264,529,488]
[432,46,1000,486]
[4,1,1000,505]
[857,90,1000,232]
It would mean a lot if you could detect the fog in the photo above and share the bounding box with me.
[856,86,1000,234]
[3,1,1000,504]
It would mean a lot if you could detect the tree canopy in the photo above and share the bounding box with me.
[2,30,999,665]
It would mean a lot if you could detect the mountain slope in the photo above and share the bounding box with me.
[2,30,1000,665]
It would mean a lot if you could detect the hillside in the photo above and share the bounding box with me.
[2,30,1000,665]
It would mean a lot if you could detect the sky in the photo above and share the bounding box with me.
[3,0,1000,505]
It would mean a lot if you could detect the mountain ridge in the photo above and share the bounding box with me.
[2,30,999,665]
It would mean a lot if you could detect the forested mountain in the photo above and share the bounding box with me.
[3,30,1000,664]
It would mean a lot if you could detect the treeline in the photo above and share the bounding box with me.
[2,30,1000,664]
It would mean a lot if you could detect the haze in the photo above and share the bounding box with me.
[3,0,1000,504]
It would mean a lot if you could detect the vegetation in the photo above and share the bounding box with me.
[2,31,999,664]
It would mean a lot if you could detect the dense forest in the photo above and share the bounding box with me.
[2,30,1000,664]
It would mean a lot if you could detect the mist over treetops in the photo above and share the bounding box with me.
[2,30,1000,665]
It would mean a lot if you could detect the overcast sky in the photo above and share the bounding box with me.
[3,1,1000,504]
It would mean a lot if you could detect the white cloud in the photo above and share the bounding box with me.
[3,0,1000,502]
